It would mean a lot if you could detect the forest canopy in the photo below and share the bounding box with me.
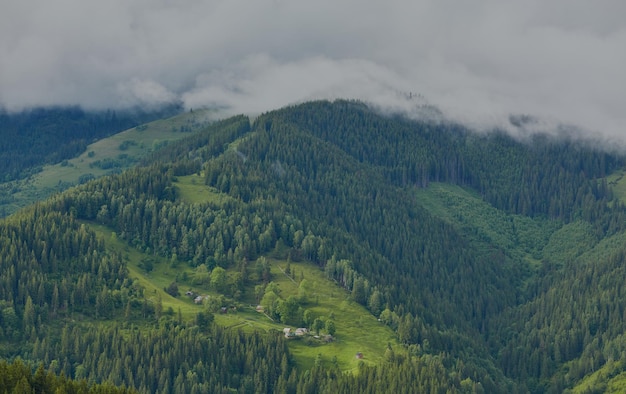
[1,100,626,393]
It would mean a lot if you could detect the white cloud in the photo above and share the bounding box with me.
[182,55,415,116]
[1,0,625,139]
[115,78,178,108]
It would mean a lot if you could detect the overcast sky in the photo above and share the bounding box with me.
[1,0,625,139]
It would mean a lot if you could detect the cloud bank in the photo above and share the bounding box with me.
[1,0,625,139]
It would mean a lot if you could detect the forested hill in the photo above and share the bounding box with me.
[2,99,626,393]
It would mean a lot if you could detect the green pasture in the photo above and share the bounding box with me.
[261,260,397,372]
[173,174,236,205]
[34,109,212,189]
[86,221,398,372]
[607,168,626,204]
[87,223,202,318]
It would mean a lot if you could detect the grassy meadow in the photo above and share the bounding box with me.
[607,168,626,204]
[87,220,398,373]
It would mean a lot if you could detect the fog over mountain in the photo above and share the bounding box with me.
[2,0,625,139]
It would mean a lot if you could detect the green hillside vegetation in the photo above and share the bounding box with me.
[4,100,626,392]
[571,359,626,393]
[0,359,135,393]
[0,105,181,183]
[415,182,559,264]
[607,168,626,203]
[174,173,236,205]
[0,109,212,217]
[88,221,398,373]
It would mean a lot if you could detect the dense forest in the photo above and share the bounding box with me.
[2,100,626,392]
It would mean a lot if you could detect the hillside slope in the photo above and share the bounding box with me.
[0,108,212,217]
[2,100,626,393]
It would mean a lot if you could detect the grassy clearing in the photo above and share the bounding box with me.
[173,174,236,205]
[265,260,397,372]
[34,109,212,190]
[607,168,626,203]
[86,221,398,372]
[88,222,202,317]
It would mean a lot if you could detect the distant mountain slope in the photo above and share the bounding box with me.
[2,100,626,393]
[270,100,620,221]
[0,105,182,182]
[0,107,214,217]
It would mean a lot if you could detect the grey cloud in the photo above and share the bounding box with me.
[1,0,625,141]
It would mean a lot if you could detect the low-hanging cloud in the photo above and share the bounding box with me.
[1,0,625,140]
